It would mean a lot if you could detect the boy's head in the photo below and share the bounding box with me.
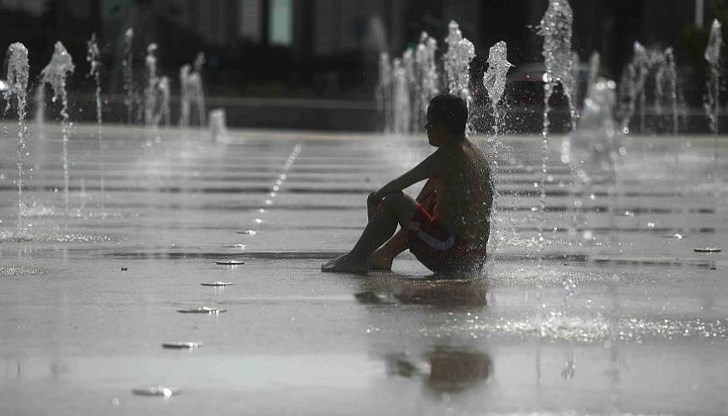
[426,94,468,146]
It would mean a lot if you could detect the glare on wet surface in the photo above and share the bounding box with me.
[1,123,728,415]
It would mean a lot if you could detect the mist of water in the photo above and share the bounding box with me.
[704,19,722,136]
[664,48,680,136]
[4,42,30,235]
[179,64,192,128]
[415,32,439,132]
[392,57,410,135]
[443,21,475,125]
[157,76,171,127]
[483,41,513,138]
[86,33,105,197]
[537,0,575,268]
[193,52,207,126]
[40,41,75,216]
[539,0,576,133]
[122,28,135,124]
[144,43,159,128]
[618,42,652,134]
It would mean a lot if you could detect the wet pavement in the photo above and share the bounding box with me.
[1,124,727,415]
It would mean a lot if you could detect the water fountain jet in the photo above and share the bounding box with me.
[40,41,75,217]
[443,21,475,134]
[415,32,439,132]
[144,43,159,128]
[122,28,135,124]
[483,41,513,138]
[3,42,30,236]
[86,33,104,198]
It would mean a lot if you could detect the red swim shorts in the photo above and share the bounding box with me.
[407,203,486,273]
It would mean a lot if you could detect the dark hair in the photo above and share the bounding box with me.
[428,94,468,140]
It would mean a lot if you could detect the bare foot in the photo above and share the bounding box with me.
[321,253,369,274]
[368,252,393,271]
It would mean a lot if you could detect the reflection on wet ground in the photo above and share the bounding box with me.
[1,125,727,415]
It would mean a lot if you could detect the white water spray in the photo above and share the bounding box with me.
[539,0,576,133]
[376,52,393,133]
[123,28,135,124]
[483,41,513,137]
[537,0,575,263]
[40,41,75,216]
[86,33,105,197]
[4,43,30,235]
[443,21,475,100]
[392,57,410,135]
[157,76,171,127]
[192,52,207,126]
[443,21,475,134]
[415,32,439,131]
[144,43,159,128]
[704,19,722,136]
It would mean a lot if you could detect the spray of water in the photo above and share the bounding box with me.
[86,33,105,197]
[482,40,513,260]
[664,48,679,136]
[4,43,30,235]
[40,41,75,216]
[563,78,623,309]
[144,43,159,128]
[705,19,723,197]
[483,41,513,138]
[415,32,439,131]
[122,28,134,124]
[179,64,192,128]
[402,50,416,133]
[586,52,600,98]
[392,57,410,135]
[157,76,171,127]
[539,0,576,132]
[179,55,207,128]
[537,0,575,263]
[376,52,393,133]
[192,52,207,126]
[618,42,651,134]
[704,19,722,136]
[443,21,475,119]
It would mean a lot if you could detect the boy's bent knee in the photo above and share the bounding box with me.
[380,192,409,208]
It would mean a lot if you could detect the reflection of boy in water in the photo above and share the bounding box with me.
[322,94,493,274]
[386,348,492,394]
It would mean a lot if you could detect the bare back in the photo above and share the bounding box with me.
[432,140,493,247]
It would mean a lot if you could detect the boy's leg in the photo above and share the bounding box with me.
[369,185,436,271]
[369,228,408,270]
[322,192,416,273]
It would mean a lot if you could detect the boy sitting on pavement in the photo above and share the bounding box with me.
[322,94,493,275]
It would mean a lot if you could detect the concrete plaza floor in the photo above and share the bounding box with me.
[1,123,727,415]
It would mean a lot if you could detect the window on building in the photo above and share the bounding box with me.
[239,0,262,43]
[269,0,292,46]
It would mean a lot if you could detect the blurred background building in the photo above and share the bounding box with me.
[0,0,724,130]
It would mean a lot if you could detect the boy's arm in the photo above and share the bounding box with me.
[416,178,438,202]
[371,150,441,201]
